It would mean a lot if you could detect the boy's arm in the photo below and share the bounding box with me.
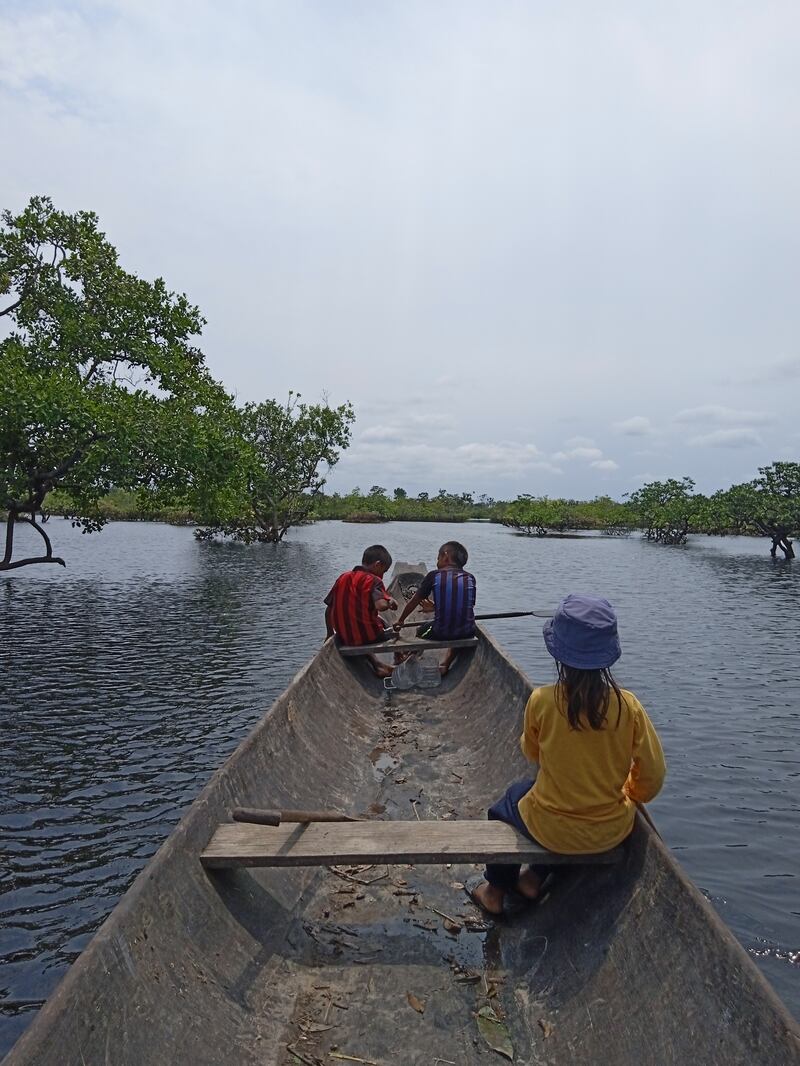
[623,703,666,804]
[324,588,336,640]
[393,590,423,629]
[520,691,540,764]
[372,579,397,614]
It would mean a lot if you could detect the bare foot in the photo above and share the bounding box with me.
[516,869,542,900]
[373,663,394,679]
[469,881,505,915]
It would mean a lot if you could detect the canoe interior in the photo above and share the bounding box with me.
[6,566,799,1065]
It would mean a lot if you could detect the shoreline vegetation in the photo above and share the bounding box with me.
[37,475,799,558]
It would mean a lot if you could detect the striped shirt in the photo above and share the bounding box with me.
[324,567,387,645]
[418,567,476,639]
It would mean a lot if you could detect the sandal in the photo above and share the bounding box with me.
[464,874,505,917]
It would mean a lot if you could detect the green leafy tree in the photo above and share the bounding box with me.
[500,495,575,536]
[196,393,355,543]
[626,477,698,544]
[711,464,799,558]
[1,195,239,571]
[574,495,635,536]
[754,462,799,558]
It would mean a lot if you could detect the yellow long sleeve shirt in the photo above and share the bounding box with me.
[517,684,666,854]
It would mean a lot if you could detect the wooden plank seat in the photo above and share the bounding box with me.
[338,636,479,656]
[200,820,624,869]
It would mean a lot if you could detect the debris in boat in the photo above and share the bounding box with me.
[329,865,389,886]
[476,1005,514,1060]
[329,1053,381,1065]
[368,803,386,815]
[449,881,465,891]
[286,1042,322,1065]
[299,1023,337,1035]
[411,918,438,931]
[463,914,490,933]
[538,1018,555,1039]
[430,906,462,934]
[406,991,426,1014]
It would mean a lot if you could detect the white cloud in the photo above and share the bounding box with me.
[552,446,604,461]
[360,425,404,443]
[591,459,619,471]
[564,436,597,449]
[613,415,653,436]
[340,438,562,481]
[688,428,764,448]
[359,411,456,445]
[674,405,773,427]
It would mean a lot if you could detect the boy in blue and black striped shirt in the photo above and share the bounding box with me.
[393,541,476,675]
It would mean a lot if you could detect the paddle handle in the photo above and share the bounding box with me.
[636,802,662,840]
[232,807,361,827]
[397,609,552,628]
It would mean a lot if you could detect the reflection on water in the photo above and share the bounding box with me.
[1,520,798,1053]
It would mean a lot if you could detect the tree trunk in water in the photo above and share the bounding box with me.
[778,536,794,559]
[0,509,67,571]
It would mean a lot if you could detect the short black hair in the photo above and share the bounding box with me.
[440,541,468,567]
[362,544,392,568]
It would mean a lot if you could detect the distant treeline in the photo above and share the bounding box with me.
[312,487,497,523]
[498,462,799,559]
[44,461,800,560]
[44,488,197,526]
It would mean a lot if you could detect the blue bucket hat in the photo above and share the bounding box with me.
[542,594,621,670]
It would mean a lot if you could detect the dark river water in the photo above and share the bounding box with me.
[1,518,798,1055]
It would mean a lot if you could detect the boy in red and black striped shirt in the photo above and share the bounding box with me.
[324,545,397,677]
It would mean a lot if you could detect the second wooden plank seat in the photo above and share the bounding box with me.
[337,636,479,657]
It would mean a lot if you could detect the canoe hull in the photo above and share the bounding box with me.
[6,624,799,1065]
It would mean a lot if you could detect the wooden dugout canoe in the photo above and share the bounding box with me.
[5,567,799,1066]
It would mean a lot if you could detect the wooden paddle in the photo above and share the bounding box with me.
[232,807,362,827]
[636,802,662,840]
[396,609,553,629]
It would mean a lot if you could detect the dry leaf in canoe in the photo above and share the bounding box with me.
[443,917,462,935]
[407,991,426,1014]
[538,1018,555,1038]
[477,1005,514,1060]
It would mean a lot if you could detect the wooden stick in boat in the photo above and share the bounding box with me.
[232,807,362,827]
[396,609,553,628]
[636,802,662,840]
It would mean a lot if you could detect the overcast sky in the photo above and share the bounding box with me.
[3,1,799,499]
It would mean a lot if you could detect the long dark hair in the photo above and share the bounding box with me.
[556,662,625,731]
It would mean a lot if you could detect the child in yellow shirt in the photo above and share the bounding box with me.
[470,593,666,916]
